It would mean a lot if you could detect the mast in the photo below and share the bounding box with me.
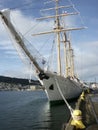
[31,0,85,77]
[63,32,74,77]
[55,0,61,75]
[71,48,74,77]
[63,32,68,77]
[68,41,74,77]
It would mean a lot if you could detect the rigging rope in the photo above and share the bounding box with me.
[67,0,85,26]
[10,0,40,10]
[11,12,47,59]
[23,21,42,36]
[47,37,56,71]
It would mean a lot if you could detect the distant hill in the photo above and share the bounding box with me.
[0,76,40,86]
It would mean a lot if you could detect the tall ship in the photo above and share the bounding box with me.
[0,0,85,104]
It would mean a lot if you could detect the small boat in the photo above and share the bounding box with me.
[0,0,85,104]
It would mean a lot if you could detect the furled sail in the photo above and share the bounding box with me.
[0,9,47,74]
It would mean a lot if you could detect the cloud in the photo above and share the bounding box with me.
[74,40,98,81]
[10,9,54,34]
[0,41,14,50]
[1,63,37,79]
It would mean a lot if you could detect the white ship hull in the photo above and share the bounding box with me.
[40,72,83,103]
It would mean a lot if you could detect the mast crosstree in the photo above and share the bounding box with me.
[32,0,85,76]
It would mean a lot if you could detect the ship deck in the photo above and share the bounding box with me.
[63,89,98,130]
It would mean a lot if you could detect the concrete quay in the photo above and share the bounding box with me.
[63,90,98,130]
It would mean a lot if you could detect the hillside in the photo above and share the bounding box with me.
[0,76,41,91]
[0,76,40,85]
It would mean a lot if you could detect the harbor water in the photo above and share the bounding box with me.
[0,90,75,130]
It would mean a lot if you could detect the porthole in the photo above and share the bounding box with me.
[49,84,54,90]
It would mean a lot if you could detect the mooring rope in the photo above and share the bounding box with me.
[54,77,74,115]
[54,76,86,129]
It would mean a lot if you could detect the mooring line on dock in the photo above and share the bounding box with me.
[55,77,86,129]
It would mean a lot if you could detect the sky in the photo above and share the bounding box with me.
[0,0,98,82]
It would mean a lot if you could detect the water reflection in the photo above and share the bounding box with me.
[0,91,76,130]
[32,97,75,130]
